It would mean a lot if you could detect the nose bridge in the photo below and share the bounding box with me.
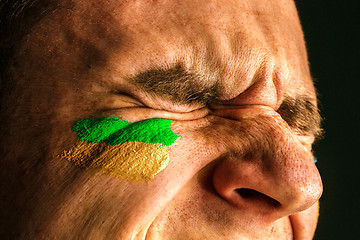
[212,107,323,221]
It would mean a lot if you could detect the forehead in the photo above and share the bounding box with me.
[17,0,314,101]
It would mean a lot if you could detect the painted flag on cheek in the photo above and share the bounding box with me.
[57,117,182,183]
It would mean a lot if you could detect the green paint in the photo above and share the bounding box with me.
[73,117,182,146]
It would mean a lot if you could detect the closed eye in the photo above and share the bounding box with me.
[94,106,210,123]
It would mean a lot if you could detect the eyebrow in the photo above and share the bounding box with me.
[127,63,323,138]
[277,95,323,138]
[127,63,220,106]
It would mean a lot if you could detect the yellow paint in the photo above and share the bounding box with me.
[57,141,170,183]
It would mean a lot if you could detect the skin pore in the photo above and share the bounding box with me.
[0,0,322,239]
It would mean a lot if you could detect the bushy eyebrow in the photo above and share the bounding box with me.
[127,63,323,138]
[277,95,323,139]
[127,63,220,106]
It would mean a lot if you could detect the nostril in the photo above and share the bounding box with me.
[236,188,281,208]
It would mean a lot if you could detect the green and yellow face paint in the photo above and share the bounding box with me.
[57,117,182,183]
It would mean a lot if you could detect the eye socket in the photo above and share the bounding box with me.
[98,106,210,123]
[297,135,316,149]
[107,91,145,107]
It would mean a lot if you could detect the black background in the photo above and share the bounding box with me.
[296,1,360,239]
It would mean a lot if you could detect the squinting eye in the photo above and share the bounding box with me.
[101,92,144,109]
[98,107,210,123]
[297,135,315,150]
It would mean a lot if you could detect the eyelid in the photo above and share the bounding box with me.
[100,107,210,123]
[209,104,278,119]
[101,92,144,109]
[297,135,315,146]
[209,105,317,144]
[280,117,321,140]
[277,113,319,141]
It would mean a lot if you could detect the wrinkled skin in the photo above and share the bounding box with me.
[0,0,322,239]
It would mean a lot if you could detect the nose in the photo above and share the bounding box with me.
[212,106,323,223]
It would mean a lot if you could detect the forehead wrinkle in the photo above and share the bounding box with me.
[84,0,274,103]
[114,0,258,93]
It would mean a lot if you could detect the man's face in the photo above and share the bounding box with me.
[1,0,322,239]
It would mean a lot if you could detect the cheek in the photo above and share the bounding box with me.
[56,117,182,183]
[58,141,170,183]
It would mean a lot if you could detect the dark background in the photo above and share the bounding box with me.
[295,1,359,239]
